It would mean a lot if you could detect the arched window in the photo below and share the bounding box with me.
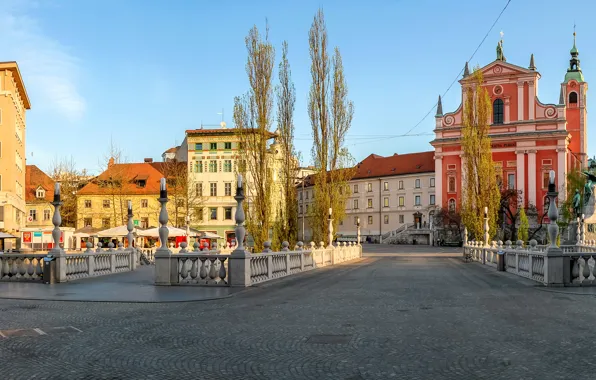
[448,199,456,213]
[493,99,504,125]
[569,92,578,105]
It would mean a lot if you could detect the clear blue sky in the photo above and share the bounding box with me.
[2,0,593,175]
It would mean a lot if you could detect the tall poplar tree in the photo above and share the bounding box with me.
[308,9,355,242]
[461,68,500,240]
[233,24,275,251]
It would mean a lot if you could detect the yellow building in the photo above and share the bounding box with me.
[76,160,167,230]
[25,165,55,229]
[0,62,31,235]
[174,124,287,246]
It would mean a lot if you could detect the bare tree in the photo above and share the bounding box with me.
[159,160,205,227]
[272,41,299,248]
[47,156,82,228]
[233,23,275,251]
[308,9,355,243]
[98,139,128,227]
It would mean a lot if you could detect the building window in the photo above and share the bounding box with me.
[353,199,358,209]
[84,200,91,208]
[415,179,421,188]
[399,215,404,223]
[210,142,217,151]
[140,199,148,208]
[448,199,456,212]
[430,178,435,187]
[299,191,303,200]
[210,183,217,196]
[194,143,202,151]
[224,207,232,220]
[306,191,309,199]
[300,205,303,214]
[415,195,421,206]
[542,159,552,166]
[367,183,373,192]
[209,160,217,172]
[397,196,404,207]
[138,217,147,228]
[430,194,436,205]
[383,197,389,207]
[103,199,110,208]
[29,209,37,221]
[383,182,389,191]
[543,172,550,189]
[176,199,184,208]
[447,164,456,170]
[102,218,110,228]
[339,219,343,226]
[384,215,389,224]
[569,92,578,105]
[399,180,404,190]
[368,216,373,225]
[225,182,232,196]
[507,173,515,190]
[224,160,232,172]
[224,142,232,150]
[84,217,92,227]
[493,99,504,124]
[196,208,204,222]
[195,183,202,197]
[448,176,456,193]
[36,189,45,199]
[367,199,373,208]
[210,207,217,220]
[353,184,358,193]
[43,209,51,221]
[306,204,309,213]
[195,161,203,173]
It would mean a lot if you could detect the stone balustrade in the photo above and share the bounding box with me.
[156,241,361,287]
[0,254,47,281]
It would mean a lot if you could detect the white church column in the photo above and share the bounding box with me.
[557,148,567,201]
[435,155,443,207]
[527,150,537,207]
[517,81,525,121]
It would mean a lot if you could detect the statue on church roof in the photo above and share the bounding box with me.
[496,32,506,62]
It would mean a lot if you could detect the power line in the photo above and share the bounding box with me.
[401,0,512,137]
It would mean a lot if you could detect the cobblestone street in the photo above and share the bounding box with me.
[1,246,595,379]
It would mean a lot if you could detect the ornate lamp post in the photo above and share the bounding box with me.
[546,170,560,249]
[186,214,191,245]
[50,183,63,254]
[232,174,246,256]
[356,217,361,245]
[126,200,134,249]
[483,206,489,247]
[156,178,169,253]
[328,207,333,248]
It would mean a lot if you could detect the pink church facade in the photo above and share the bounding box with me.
[431,37,588,215]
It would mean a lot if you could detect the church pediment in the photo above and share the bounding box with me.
[463,61,535,81]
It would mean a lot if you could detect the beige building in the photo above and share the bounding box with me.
[25,165,55,229]
[175,124,287,246]
[0,62,31,235]
[298,151,436,242]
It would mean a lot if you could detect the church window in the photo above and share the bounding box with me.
[569,92,578,105]
[493,99,504,125]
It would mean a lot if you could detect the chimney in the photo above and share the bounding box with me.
[144,158,153,163]
[108,157,115,168]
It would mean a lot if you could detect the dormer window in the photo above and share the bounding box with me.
[493,99,504,125]
[137,180,146,188]
[133,174,149,188]
[36,188,45,199]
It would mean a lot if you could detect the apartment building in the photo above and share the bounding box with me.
[175,125,286,245]
[25,165,55,229]
[298,151,436,242]
[0,62,31,234]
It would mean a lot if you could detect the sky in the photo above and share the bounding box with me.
[1,0,594,175]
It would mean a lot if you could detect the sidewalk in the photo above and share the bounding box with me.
[0,266,240,303]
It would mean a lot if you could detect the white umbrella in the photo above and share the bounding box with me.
[97,225,137,237]
[200,231,223,239]
[138,226,188,238]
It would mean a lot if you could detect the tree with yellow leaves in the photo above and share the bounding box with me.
[460,68,500,240]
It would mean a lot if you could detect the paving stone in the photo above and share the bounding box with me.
[0,247,594,379]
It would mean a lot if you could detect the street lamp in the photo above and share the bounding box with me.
[186,214,191,245]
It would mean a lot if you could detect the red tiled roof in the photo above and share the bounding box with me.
[299,151,435,187]
[25,165,54,202]
[77,162,167,195]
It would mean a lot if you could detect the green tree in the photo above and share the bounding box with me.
[233,23,276,251]
[460,68,500,240]
[272,41,299,249]
[518,208,529,243]
[308,9,355,243]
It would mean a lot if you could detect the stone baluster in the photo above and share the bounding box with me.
[281,241,290,252]
[126,200,137,270]
[49,182,66,282]
[516,240,523,250]
[155,177,174,285]
[85,241,93,254]
[328,208,334,248]
[262,241,272,253]
[230,174,251,287]
[581,214,586,245]
[96,242,103,253]
[544,169,564,285]
[576,217,582,245]
[483,207,489,247]
[529,239,537,251]
[212,241,218,252]
[179,242,188,253]
[505,240,512,250]
[296,241,304,251]
[193,242,200,252]
[356,218,361,245]
[463,227,468,246]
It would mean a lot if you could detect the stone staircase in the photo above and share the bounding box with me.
[381,224,433,245]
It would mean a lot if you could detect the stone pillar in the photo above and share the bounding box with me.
[49,183,66,283]
[517,81,524,121]
[528,80,535,120]
[356,217,361,246]
[545,170,566,286]
[483,207,489,247]
[155,178,174,285]
[504,97,510,123]
[516,151,525,206]
[527,150,537,207]
[434,155,443,207]
[229,174,251,287]
[327,208,333,248]
[126,201,136,270]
